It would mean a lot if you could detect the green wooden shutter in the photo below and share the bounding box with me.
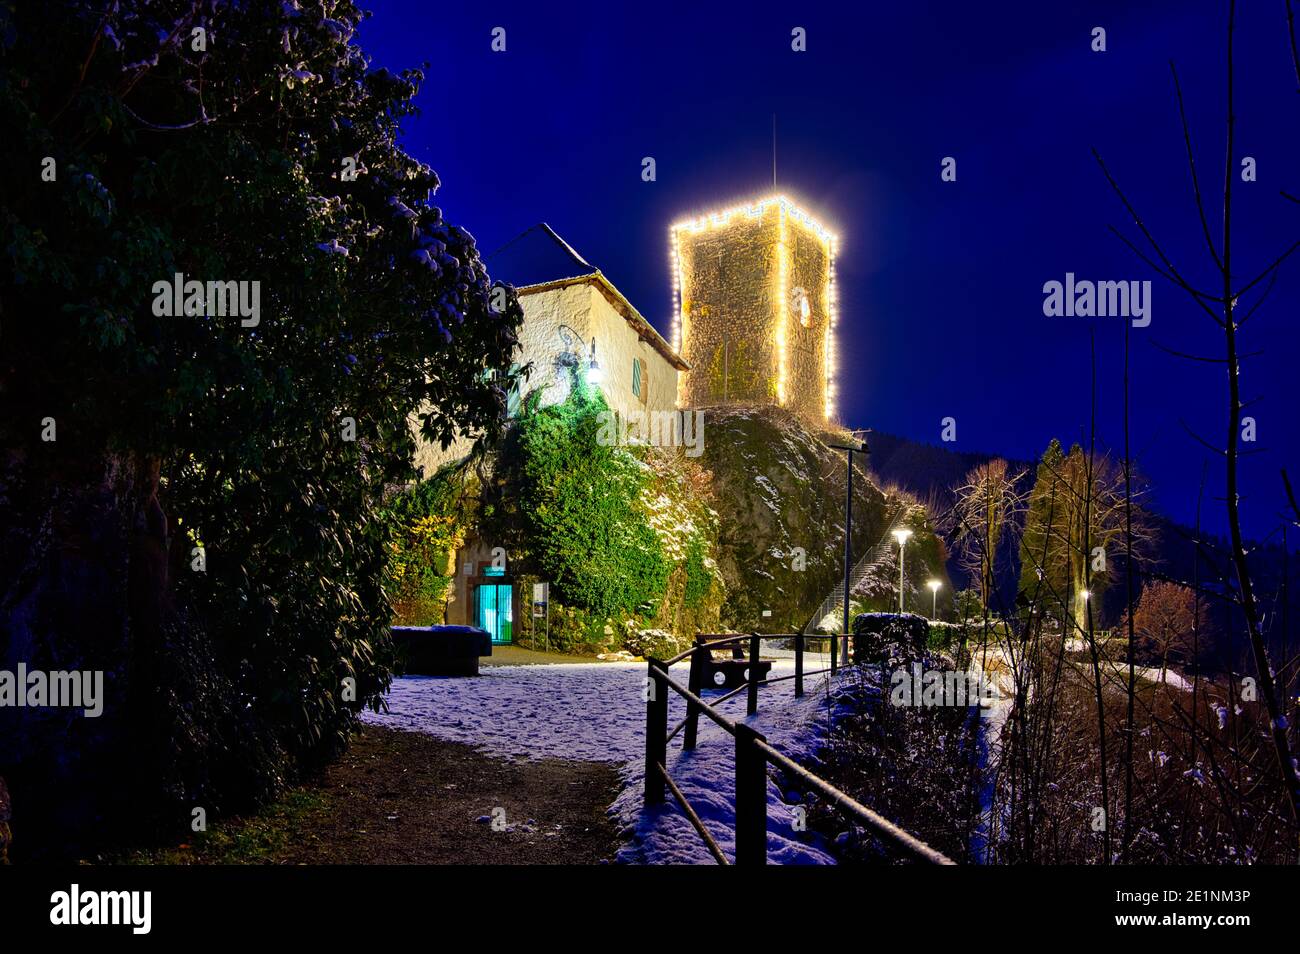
[632,357,642,397]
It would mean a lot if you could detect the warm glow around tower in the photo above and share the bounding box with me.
[670,194,838,423]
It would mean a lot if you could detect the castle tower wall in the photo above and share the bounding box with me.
[672,195,837,424]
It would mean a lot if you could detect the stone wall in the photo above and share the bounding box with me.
[784,218,831,423]
[413,280,681,478]
[675,199,831,426]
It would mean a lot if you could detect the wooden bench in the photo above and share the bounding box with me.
[695,634,773,691]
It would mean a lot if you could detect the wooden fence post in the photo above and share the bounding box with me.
[684,640,705,752]
[747,634,761,716]
[794,631,804,698]
[734,723,768,865]
[644,658,667,805]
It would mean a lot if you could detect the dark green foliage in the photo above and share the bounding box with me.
[682,535,711,609]
[381,468,474,625]
[926,620,964,652]
[1018,439,1068,608]
[0,0,521,855]
[512,384,670,617]
[852,612,931,661]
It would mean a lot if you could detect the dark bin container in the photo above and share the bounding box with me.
[392,625,492,676]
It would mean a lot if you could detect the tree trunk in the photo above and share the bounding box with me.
[0,447,171,859]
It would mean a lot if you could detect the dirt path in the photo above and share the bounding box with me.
[129,726,621,865]
[484,644,603,666]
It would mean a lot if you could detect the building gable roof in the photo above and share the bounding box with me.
[486,222,597,288]
[487,224,689,372]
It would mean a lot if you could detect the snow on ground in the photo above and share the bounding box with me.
[363,655,846,864]
[364,661,649,763]
[610,660,844,865]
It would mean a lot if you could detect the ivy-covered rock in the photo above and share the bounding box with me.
[481,383,724,654]
[695,406,950,633]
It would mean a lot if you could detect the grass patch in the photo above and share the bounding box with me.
[119,788,332,865]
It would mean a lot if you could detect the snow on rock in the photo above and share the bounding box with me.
[363,658,845,864]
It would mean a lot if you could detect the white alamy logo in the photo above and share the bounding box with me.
[595,409,705,458]
[152,272,260,327]
[0,665,103,717]
[890,662,1000,715]
[50,884,151,935]
[1042,273,1151,327]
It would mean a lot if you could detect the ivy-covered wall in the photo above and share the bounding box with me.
[675,199,831,425]
[401,380,724,656]
[394,394,951,656]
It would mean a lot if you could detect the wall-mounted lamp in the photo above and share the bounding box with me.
[585,338,603,384]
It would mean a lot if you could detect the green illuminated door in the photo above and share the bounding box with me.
[476,581,513,644]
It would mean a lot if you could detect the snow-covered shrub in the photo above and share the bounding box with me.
[624,628,691,661]
[852,612,931,661]
[804,665,983,864]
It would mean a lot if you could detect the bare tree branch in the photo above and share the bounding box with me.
[1171,61,1224,270]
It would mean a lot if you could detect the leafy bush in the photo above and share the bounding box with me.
[382,470,474,625]
[0,0,522,856]
[852,612,931,661]
[927,620,965,651]
[513,384,671,617]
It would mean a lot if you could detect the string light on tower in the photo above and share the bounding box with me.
[824,232,839,422]
[669,194,839,423]
[669,227,684,352]
[776,201,789,406]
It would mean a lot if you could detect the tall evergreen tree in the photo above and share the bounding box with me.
[0,0,523,856]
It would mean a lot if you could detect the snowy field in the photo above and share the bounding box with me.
[363,656,847,864]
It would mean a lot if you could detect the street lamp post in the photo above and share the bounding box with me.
[830,435,871,672]
[927,579,941,619]
[892,528,912,613]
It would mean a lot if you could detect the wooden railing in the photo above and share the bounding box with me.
[643,632,955,866]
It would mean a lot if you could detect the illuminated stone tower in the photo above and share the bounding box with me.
[670,194,838,424]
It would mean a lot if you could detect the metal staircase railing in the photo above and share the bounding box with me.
[801,501,908,635]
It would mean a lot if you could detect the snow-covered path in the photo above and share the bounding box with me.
[365,662,650,763]
[362,657,843,864]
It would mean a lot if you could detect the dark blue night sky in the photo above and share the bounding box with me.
[360,1,1298,539]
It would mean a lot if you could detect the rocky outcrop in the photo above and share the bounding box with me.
[696,405,949,632]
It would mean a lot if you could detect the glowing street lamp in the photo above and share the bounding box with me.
[829,434,870,673]
[585,338,603,385]
[892,528,913,613]
[927,579,942,619]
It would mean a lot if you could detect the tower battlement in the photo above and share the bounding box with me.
[671,194,837,424]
